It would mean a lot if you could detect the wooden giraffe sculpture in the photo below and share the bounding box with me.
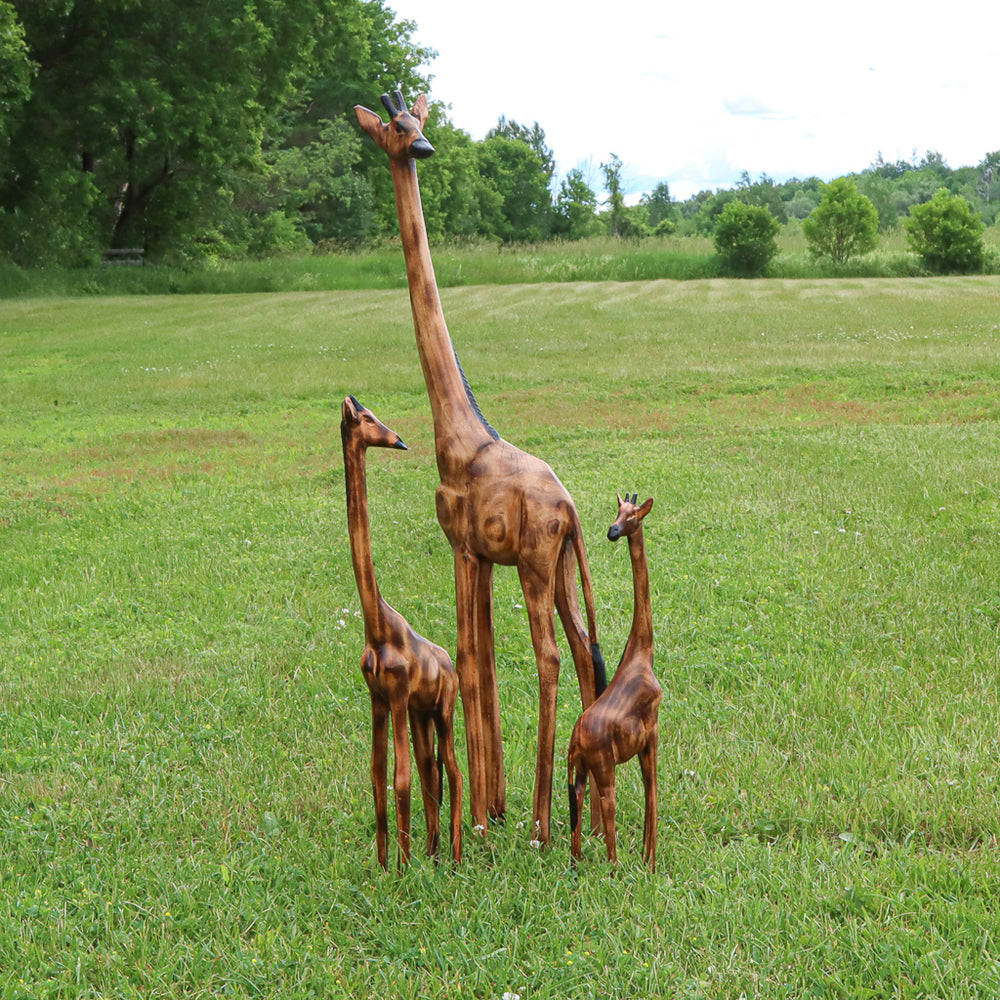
[355,91,606,845]
[568,494,661,871]
[341,394,463,869]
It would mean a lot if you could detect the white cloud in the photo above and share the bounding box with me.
[391,0,1000,200]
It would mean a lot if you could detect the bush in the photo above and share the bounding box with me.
[903,188,986,273]
[803,178,879,263]
[713,201,780,276]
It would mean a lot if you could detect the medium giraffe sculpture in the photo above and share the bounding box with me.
[568,494,661,871]
[355,91,606,845]
[341,394,463,869]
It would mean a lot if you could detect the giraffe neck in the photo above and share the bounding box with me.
[625,527,653,654]
[342,434,387,642]
[389,157,497,460]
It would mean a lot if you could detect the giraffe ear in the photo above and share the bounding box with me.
[638,497,654,519]
[354,105,385,140]
[343,394,361,422]
[411,93,429,128]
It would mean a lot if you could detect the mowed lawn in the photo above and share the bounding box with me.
[2,276,999,998]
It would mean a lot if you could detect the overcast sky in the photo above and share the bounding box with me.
[390,0,999,201]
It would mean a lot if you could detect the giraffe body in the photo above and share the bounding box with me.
[341,394,463,869]
[355,92,605,843]
[569,494,660,870]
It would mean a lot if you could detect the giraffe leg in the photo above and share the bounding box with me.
[639,728,659,872]
[370,699,390,871]
[410,709,440,858]
[475,559,506,822]
[569,752,589,864]
[518,562,560,846]
[388,689,412,869]
[599,772,618,866]
[435,707,464,863]
[555,545,603,834]
[454,548,488,835]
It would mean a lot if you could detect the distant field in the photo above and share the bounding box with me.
[3,227,999,298]
[2,277,1000,998]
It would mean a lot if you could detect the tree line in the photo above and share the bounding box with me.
[1,0,997,269]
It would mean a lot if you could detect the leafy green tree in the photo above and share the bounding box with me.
[262,118,377,247]
[552,168,599,239]
[713,201,780,276]
[684,189,737,235]
[640,182,676,231]
[0,1,31,142]
[486,116,555,186]
[476,134,552,242]
[802,178,879,263]
[903,188,986,273]
[279,1,433,238]
[601,154,627,237]
[785,188,820,220]
[600,154,646,238]
[2,0,334,261]
[0,0,432,262]
[736,171,787,224]
[411,116,488,239]
[857,170,899,231]
[976,151,1000,225]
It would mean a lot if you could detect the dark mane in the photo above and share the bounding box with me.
[454,347,499,441]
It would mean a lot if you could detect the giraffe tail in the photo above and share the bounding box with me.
[571,510,607,697]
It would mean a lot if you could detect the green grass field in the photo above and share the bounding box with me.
[2,276,1000,998]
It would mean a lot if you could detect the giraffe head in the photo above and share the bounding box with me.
[354,90,435,163]
[608,493,653,541]
[341,395,408,451]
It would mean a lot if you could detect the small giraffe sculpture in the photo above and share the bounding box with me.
[355,91,606,845]
[341,394,463,869]
[568,494,661,870]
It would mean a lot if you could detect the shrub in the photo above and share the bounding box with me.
[713,201,780,276]
[903,188,986,273]
[803,178,879,263]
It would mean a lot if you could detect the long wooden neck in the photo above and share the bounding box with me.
[389,158,495,457]
[342,434,386,642]
[625,527,653,653]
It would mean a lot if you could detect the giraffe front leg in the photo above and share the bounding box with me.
[519,563,559,846]
[455,549,489,836]
[639,728,659,872]
[475,559,506,822]
[388,688,412,869]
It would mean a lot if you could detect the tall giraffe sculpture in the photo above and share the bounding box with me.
[568,494,661,871]
[341,394,463,869]
[355,91,606,844]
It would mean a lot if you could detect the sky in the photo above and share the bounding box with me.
[390,0,999,201]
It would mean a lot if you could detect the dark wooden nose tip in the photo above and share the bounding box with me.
[411,138,435,159]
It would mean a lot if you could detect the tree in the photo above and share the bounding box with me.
[262,118,377,248]
[713,201,780,276]
[552,168,599,239]
[736,171,787,224]
[0,0,433,262]
[601,154,628,238]
[640,181,676,231]
[486,116,555,187]
[476,135,552,242]
[0,1,31,143]
[802,177,879,263]
[600,153,647,238]
[903,188,986,273]
[2,0,334,261]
